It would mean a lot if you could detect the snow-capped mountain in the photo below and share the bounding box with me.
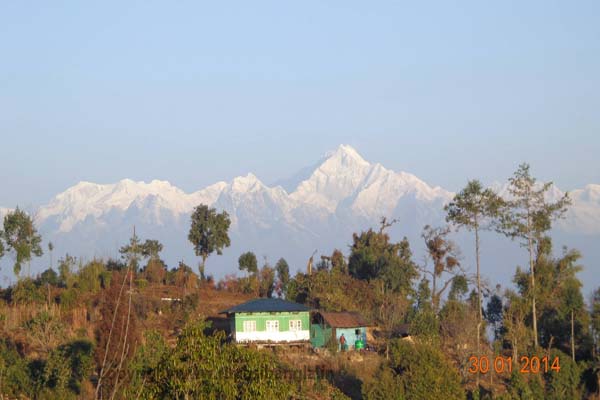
[1,145,599,292]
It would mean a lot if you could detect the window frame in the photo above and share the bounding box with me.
[266,320,280,332]
[243,320,257,332]
[289,319,302,331]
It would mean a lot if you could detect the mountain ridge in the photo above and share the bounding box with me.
[1,145,599,293]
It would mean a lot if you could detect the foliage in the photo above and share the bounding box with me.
[512,238,591,358]
[141,239,163,261]
[387,339,465,400]
[0,339,33,397]
[58,253,78,288]
[23,310,66,354]
[543,349,581,400]
[132,319,295,399]
[238,251,258,274]
[445,180,504,357]
[143,258,167,284]
[485,293,503,340]
[331,249,348,274]
[258,263,275,298]
[2,207,43,276]
[421,225,461,311]
[188,204,231,278]
[362,365,405,399]
[0,338,93,399]
[592,287,600,353]
[119,230,144,271]
[275,257,290,297]
[498,163,571,347]
[348,224,418,295]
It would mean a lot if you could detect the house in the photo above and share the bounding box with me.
[310,311,370,350]
[220,298,311,345]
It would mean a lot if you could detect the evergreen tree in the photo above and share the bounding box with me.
[592,287,600,355]
[498,163,571,347]
[2,207,43,277]
[445,179,503,362]
[188,204,231,278]
[349,220,418,295]
[118,228,143,271]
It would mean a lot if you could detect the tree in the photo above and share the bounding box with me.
[141,239,163,262]
[485,293,503,341]
[58,254,77,288]
[129,319,294,399]
[498,163,571,347]
[421,225,461,312]
[259,262,276,298]
[514,239,590,359]
[2,207,43,277]
[349,219,418,295]
[48,241,54,269]
[238,251,258,275]
[592,287,600,356]
[188,204,231,278]
[384,339,465,400]
[445,179,503,362]
[275,258,290,297]
[331,249,348,274]
[118,228,143,271]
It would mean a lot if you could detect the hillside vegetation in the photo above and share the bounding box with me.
[0,164,599,399]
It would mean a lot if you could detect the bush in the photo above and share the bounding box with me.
[544,350,581,400]
[362,366,404,400]
[11,278,45,304]
[129,319,295,399]
[387,339,465,400]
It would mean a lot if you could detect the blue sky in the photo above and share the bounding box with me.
[1,1,599,207]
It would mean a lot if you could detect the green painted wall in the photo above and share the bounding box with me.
[233,311,310,332]
[310,325,368,349]
[310,324,332,348]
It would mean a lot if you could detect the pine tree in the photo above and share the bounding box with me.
[445,179,504,366]
[498,163,571,347]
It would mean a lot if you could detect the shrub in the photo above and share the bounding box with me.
[387,339,465,400]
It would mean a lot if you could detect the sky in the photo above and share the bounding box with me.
[1,1,599,208]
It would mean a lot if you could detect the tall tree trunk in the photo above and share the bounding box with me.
[432,273,437,311]
[475,225,482,388]
[200,255,207,280]
[528,231,539,348]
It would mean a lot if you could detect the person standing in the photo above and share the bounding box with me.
[339,333,347,351]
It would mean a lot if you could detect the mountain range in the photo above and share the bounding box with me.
[1,145,599,293]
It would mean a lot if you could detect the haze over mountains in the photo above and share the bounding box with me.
[2,145,599,292]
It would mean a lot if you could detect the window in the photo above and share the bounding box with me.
[289,320,302,331]
[243,320,256,332]
[266,320,279,332]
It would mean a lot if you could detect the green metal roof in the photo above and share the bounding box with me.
[220,298,310,314]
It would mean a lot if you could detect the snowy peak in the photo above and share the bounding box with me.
[291,145,374,210]
[25,145,600,238]
[231,173,263,193]
[290,145,452,213]
[322,144,370,169]
[37,179,192,232]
